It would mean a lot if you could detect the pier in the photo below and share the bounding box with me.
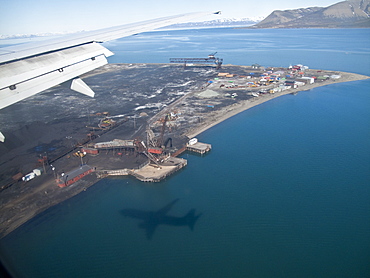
[96,157,187,182]
[170,53,223,69]
[186,142,212,155]
[130,157,187,182]
[85,137,211,183]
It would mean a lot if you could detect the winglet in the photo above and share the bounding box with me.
[0,132,5,143]
[70,78,95,97]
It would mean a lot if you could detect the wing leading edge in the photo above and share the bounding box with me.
[0,11,220,142]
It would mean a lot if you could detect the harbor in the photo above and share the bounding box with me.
[91,138,209,182]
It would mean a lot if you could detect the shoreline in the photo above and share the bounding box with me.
[0,66,369,239]
[185,70,369,138]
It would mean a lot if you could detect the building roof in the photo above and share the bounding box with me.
[59,165,92,183]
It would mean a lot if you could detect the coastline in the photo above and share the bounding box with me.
[185,70,370,138]
[0,67,369,239]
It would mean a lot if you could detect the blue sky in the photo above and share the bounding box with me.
[0,0,340,35]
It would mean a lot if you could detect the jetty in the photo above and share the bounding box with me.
[93,138,210,182]
[131,157,187,182]
[186,141,212,155]
[95,157,187,182]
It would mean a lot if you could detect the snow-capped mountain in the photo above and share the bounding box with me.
[0,17,264,40]
[162,17,263,29]
[0,31,83,40]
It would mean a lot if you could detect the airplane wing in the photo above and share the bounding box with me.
[0,11,220,142]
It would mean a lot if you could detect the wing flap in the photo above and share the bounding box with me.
[0,53,107,109]
[0,43,113,90]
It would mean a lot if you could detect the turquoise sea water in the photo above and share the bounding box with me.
[1,28,369,278]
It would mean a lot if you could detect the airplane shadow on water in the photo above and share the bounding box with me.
[120,199,202,240]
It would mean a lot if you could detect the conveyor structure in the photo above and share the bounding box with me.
[170,53,223,69]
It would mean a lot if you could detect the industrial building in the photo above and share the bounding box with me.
[57,165,94,188]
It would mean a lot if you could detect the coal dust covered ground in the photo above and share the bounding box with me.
[0,63,219,187]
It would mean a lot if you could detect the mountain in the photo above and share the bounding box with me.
[162,18,262,29]
[1,18,263,39]
[0,31,83,40]
[253,0,370,28]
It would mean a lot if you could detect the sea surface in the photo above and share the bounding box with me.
[1,28,370,278]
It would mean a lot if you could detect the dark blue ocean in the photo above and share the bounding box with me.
[1,28,369,278]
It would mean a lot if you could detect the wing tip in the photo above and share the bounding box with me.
[70,78,95,98]
[0,132,5,143]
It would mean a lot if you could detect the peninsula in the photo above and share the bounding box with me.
[0,63,369,238]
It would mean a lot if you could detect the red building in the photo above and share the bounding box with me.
[81,147,99,155]
[57,165,94,188]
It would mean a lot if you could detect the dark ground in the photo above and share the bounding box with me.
[0,63,219,187]
[0,63,224,237]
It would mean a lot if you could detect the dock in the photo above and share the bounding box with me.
[130,157,187,182]
[86,137,211,183]
[170,53,223,69]
[96,157,187,182]
[186,142,212,154]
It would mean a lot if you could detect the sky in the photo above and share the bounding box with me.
[0,0,341,35]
